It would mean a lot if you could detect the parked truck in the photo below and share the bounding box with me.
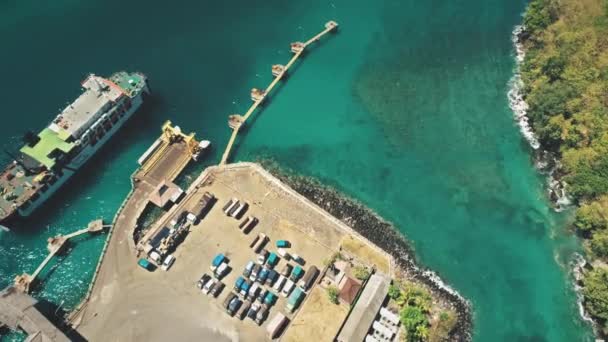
[266,312,289,339]
[299,265,319,291]
[252,234,268,253]
[286,287,305,313]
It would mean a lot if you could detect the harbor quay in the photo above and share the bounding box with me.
[70,20,405,342]
[73,162,400,342]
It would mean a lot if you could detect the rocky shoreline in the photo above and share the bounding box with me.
[509,25,572,213]
[259,159,473,341]
[511,25,600,338]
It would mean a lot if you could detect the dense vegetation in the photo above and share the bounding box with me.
[521,0,608,334]
[388,282,456,342]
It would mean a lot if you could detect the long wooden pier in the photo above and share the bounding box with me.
[13,220,109,293]
[219,20,338,165]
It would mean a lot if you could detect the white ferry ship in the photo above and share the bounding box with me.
[0,71,150,222]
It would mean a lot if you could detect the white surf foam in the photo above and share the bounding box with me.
[509,26,540,150]
[571,254,597,328]
[509,25,573,211]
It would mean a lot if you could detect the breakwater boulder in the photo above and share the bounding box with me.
[259,159,473,341]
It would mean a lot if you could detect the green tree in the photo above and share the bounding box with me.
[327,286,339,304]
[388,284,402,300]
[590,231,608,259]
[521,0,608,329]
[575,199,608,233]
[403,285,433,312]
[353,266,370,280]
[523,0,558,37]
[582,268,608,322]
[400,305,429,342]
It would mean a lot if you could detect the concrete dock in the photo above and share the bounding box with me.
[65,120,202,326]
[0,287,70,342]
[74,162,393,341]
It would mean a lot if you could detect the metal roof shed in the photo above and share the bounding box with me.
[336,273,390,342]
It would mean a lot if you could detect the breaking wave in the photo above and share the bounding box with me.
[508,25,540,150]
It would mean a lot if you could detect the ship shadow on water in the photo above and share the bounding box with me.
[33,298,88,341]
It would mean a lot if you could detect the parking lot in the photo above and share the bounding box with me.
[79,164,390,341]
[170,165,345,337]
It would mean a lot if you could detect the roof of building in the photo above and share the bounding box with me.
[338,276,361,305]
[149,180,183,208]
[336,273,390,342]
[19,128,75,169]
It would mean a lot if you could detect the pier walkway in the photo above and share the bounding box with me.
[13,220,108,294]
[219,20,338,165]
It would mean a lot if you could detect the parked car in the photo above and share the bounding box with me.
[264,291,278,306]
[210,281,225,297]
[276,240,290,248]
[291,254,304,265]
[277,248,290,260]
[248,283,261,301]
[255,306,269,325]
[257,289,268,303]
[266,252,279,268]
[227,296,242,316]
[266,270,278,286]
[273,275,286,292]
[281,279,295,297]
[234,276,246,292]
[223,292,237,310]
[197,274,212,289]
[250,264,261,281]
[210,253,226,271]
[257,267,269,283]
[281,264,293,277]
[236,300,251,320]
[161,254,175,271]
[137,258,153,271]
[215,262,229,279]
[239,280,251,297]
[203,278,218,294]
[247,303,261,320]
[257,249,269,265]
[243,261,255,277]
[290,266,304,282]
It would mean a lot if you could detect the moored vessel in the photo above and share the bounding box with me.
[0,72,150,222]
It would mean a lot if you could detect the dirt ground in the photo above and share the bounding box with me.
[77,163,390,341]
[281,286,349,342]
[341,235,390,274]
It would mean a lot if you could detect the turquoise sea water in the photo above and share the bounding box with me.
[0,0,594,341]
